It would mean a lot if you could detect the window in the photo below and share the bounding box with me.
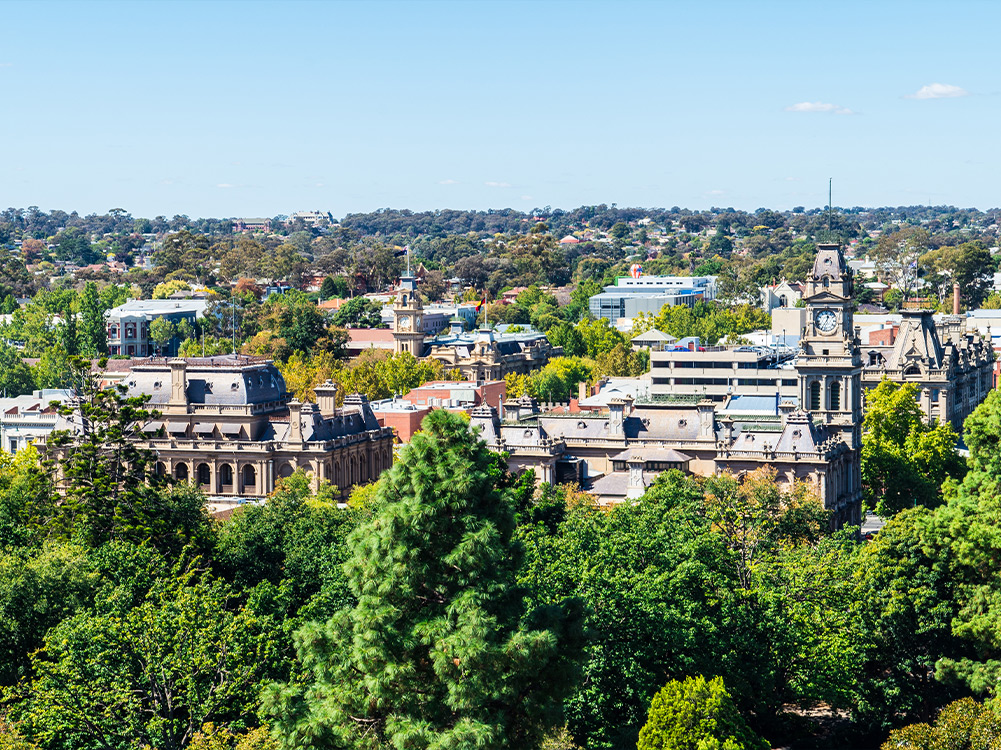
[931,388,939,403]
[779,295,788,307]
[809,381,821,411]
[8,439,16,454]
[830,381,841,411]
[823,276,830,288]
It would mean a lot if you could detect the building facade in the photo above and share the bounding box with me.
[472,244,867,528]
[388,270,559,380]
[106,299,208,357]
[103,356,392,498]
[861,310,994,429]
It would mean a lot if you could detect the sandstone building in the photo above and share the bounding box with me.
[472,244,868,528]
[121,356,393,498]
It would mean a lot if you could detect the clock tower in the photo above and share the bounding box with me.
[392,267,426,356]
[796,243,863,449]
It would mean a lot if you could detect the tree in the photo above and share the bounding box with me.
[264,410,584,749]
[153,280,193,299]
[861,380,965,516]
[880,698,1001,750]
[150,317,177,356]
[872,227,928,301]
[44,370,210,552]
[31,344,74,390]
[78,282,107,356]
[0,343,34,396]
[318,275,339,299]
[256,291,330,355]
[637,676,767,750]
[331,297,384,329]
[13,566,279,750]
[546,322,586,357]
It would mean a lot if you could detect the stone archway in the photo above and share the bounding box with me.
[197,462,211,487]
[218,464,234,493]
[242,464,257,494]
[174,462,189,481]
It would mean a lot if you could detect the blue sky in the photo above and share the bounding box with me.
[1,0,998,218]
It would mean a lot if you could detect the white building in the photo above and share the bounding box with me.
[0,389,73,455]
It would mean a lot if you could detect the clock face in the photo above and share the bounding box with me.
[398,315,411,331]
[815,309,838,334]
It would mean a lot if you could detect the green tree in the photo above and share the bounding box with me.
[264,410,584,749]
[547,321,587,357]
[861,380,965,516]
[331,297,384,329]
[150,317,177,356]
[0,343,34,396]
[637,676,767,750]
[575,317,627,358]
[45,370,211,552]
[78,282,107,356]
[13,566,279,750]
[880,698,1001,750]
[0,542,95,688]
[31,344,74,390]
[257,291,330,355]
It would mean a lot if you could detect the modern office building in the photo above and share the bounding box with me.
[588,275,717,323]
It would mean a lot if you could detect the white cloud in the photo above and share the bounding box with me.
[438,178,459,185]
[785,176,800,182]
[0,63,12,68]
[314,182,324,187]
[708,189,725,195]
[520,195,533,201]
[216,183,234,189]
[907,82,969,99]
[484,181,512,188]
[785,101,854,115]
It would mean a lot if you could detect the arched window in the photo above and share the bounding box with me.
[779,294,788,308]
[242,464,256,492]
[219,464,233,486]
[197,463,211,485]
[823,276,830,288]
[904,365,921,377]
[809,381,822,411]
[830,381,841,411]
[174,463,188,481]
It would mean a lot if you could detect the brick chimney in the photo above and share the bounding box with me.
[954,282,962,315]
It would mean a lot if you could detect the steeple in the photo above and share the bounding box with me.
[392,263,425,356]
[796,242,863,449]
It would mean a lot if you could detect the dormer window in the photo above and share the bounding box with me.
[823,276,830,288]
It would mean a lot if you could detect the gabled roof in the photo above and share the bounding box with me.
[631,329,677,343]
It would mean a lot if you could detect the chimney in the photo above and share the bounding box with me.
[288,400,303,444]
[315,379,338,417]
[608,398,626,436]
[953,282,962,315]
[168,359,188,407]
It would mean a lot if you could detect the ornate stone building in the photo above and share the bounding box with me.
[861,310,993,429]
[389,269,559,380]
[120,356,393,498]
[470,244,866,528]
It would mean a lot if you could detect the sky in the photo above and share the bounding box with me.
[1,0,999,219]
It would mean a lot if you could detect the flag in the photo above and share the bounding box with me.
[474,297,486,312]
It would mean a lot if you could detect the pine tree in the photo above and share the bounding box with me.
[265,409,584,749]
